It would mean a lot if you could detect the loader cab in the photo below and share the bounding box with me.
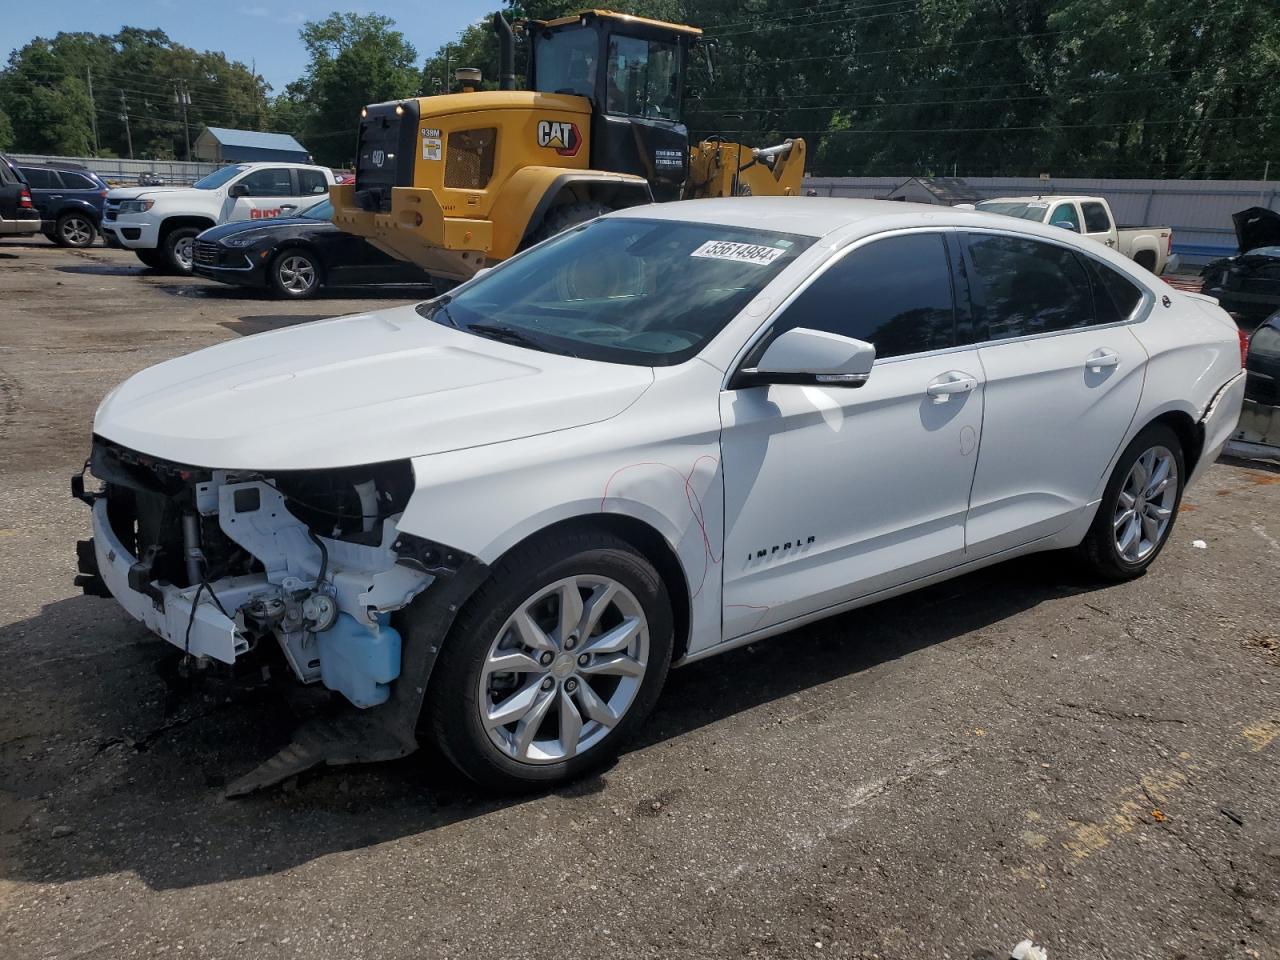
[528,11,698,201]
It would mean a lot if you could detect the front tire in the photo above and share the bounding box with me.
[1079,422,1184,580]
[424,530,673,791]
[134,248,167,270]
[54,212,96,248]
[161,226,200,274]
[269,249,322,299]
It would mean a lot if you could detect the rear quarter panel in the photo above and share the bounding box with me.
[1122,289,1242,490]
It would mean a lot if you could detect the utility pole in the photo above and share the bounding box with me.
[174,79,192,161]
[444,44,452,93]
[86,67,100,155]
[118,89,133,159]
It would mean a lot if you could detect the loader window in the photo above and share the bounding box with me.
[607,35,680,120]
[534,27,599,99]
[422,217,814,366]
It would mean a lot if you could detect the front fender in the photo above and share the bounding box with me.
[490,167,652,260]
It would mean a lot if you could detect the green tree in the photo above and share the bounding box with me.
[276,12,421,165]
[0,108,13,150]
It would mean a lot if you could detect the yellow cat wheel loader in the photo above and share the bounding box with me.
[330,9,805,283]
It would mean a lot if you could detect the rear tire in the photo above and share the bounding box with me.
[161,226,201,275]
[1134,250,1158,273]
[1078,422,1184,581]
[424,530,673,792]
[53,212,96,248]
[526,201,611,247]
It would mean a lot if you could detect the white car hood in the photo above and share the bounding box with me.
[94,303,654,470]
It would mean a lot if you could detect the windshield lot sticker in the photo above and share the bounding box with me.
[691,240,786,265]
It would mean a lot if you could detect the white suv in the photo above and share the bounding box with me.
[75,198,1246,792]
[101,162,335,274]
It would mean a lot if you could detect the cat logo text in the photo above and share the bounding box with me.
[536,120,581,158]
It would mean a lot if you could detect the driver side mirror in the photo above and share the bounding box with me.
[734,327,876,389]
[228,183,249,198]
[1054,220,1079,232]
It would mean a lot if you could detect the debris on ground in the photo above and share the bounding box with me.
[1010,939,1048,960]
[1191,539,1208,549]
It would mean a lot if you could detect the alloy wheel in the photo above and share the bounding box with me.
[278,255,317,294]
[61,216,92,245]
[1113,444,1178,563]
[479,575,649,764]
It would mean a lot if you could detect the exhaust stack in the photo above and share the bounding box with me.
[492,13,516,91]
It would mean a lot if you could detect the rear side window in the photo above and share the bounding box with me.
[58,171,98,190]
[1087,259,1144,323]
[965,233,1095,339]
[768,233,957,359]
[297,169,328,195]
[20,167,60,189]
[1082,202,1112,234]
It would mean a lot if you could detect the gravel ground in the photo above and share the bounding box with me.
[1,237,1278,960]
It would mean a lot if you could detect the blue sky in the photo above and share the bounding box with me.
[6,0,499,93]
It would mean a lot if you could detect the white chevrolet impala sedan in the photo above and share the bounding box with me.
[76,198,1246,790]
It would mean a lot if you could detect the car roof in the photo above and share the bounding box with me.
[979,196,1101,205]
[609,196,971,239]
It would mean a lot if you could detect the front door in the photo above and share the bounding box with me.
[720,231,984,639]
[224,167,299,223]
[959,230,1147,556]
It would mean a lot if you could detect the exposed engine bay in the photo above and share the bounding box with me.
[73,437,442,708]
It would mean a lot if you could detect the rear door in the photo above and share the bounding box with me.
[1081,201,1117,249]
[960,230,1147,556]
[17,166,60,219]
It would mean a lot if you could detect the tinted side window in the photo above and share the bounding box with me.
[1087,258,1144,323]
[1049,203,1080,231]
[58,171,98,190]
[965,233,1095,339]
[1082,202,1112,234]
[240,168,294,197]
[297,169,328,195]
[769,233,956,360]
[20,167,59,189]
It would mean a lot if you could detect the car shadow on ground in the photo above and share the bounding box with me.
[0,550,1098,891]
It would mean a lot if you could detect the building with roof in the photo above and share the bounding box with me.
[193,127,311,164]
[884,177,984,205]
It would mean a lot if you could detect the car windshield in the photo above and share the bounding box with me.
[301,198,333,220]
[1243,245,1280,258]
[419,217,815,365]
[977,201,1050,222]
[193,165,249,190]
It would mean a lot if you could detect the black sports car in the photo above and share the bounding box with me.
[191,198,432,299]
[1200,207,1280,328]
[1230,309,1280,460]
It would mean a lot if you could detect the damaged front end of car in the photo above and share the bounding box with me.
[71,437,488,792]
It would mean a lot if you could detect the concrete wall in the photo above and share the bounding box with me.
[804,176,1280,268]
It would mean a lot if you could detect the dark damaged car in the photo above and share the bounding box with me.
[1201,207,1280,327]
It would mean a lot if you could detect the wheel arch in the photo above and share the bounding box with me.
[489,167,653,259]
[1149,409,1204,475]
[471,511,693,663]
[159,214,216,238]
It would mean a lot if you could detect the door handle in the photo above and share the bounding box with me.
[280,203,297,211]
[1086,349,1121,372]
[926,370,979,402]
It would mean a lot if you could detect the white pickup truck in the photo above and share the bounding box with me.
[102,162,335,274]
[976,195,1176,275]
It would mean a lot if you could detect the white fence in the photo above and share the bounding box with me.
[7,154,220,185]
[804,176,1280,267]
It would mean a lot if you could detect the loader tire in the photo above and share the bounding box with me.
[526,201,611,247]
